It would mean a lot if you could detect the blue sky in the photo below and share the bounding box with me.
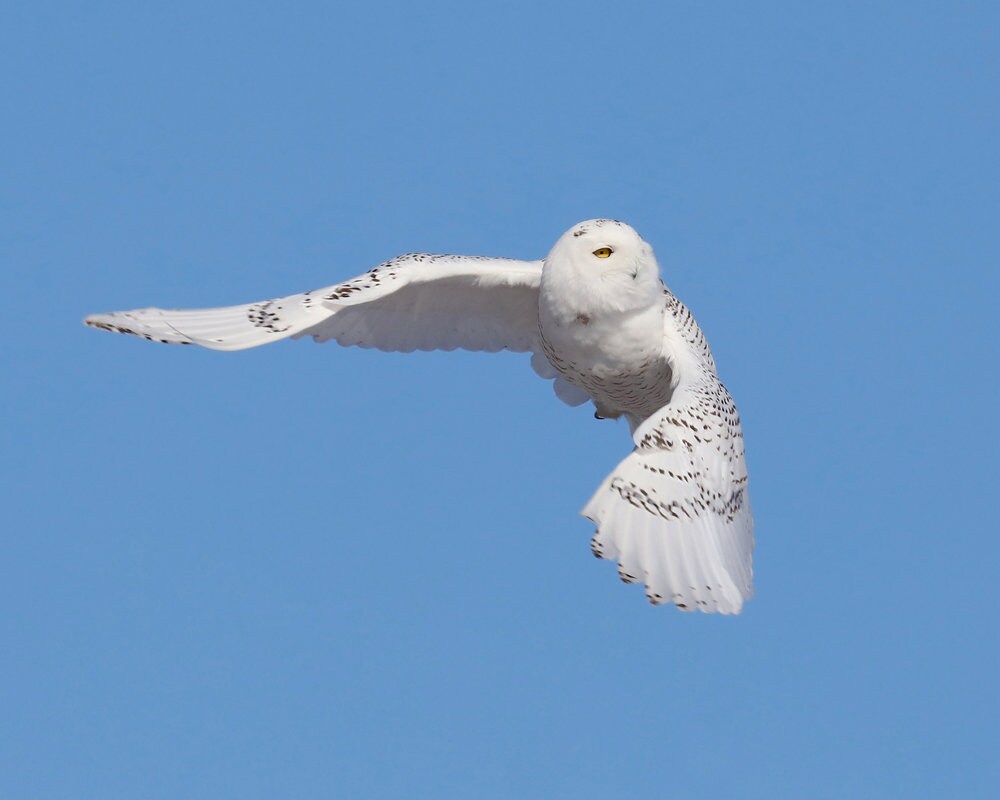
[2,1,997,797]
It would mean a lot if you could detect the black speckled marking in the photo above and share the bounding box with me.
[247,301,291,334]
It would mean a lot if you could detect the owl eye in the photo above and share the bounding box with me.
[592,247,613,259]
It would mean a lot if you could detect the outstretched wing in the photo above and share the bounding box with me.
[85,254,543,353]
[583,381,754,615]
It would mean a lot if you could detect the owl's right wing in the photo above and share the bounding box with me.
[583,381,754,615]
[84,253,544,353]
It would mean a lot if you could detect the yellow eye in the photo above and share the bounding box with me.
[592,247,613,258]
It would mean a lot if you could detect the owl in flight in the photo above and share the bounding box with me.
[86,219,754,614]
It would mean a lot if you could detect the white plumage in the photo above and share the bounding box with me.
[85,219,754,614]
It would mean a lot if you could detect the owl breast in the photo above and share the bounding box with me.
[538,301,674,425]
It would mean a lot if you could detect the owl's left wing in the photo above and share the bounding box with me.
[85,253,543,353]
[583,381,754,614]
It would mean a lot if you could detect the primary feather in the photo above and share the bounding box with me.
[85,220,754,615]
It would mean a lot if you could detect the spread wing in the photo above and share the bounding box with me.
[84,254,543,353]
[583,379,754,615]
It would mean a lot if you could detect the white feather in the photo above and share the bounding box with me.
[583,390,754,615]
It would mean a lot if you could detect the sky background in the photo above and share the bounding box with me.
[2,1,998,797]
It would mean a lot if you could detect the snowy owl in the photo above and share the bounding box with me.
[85,219,754,615]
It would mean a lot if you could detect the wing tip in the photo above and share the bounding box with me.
[585,498,753,616]
[83,311,198,346]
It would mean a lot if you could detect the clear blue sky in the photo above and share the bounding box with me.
[2,2,997,797]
